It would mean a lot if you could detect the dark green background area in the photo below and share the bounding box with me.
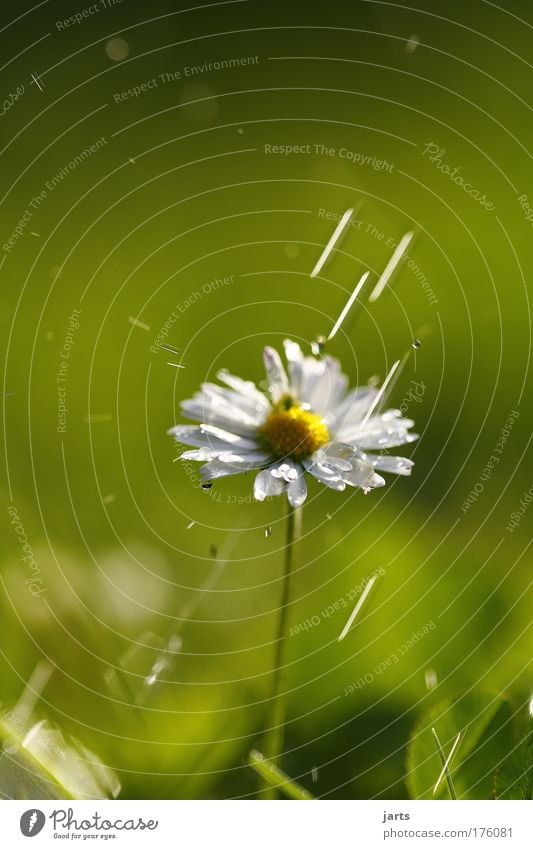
[0,0,531,798]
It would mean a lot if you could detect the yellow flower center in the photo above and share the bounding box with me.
[260,396,330,460]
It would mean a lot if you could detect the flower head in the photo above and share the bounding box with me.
[168,341,417,507]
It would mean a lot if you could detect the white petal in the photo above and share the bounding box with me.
[217,370,271,412]
[287,464,307,507]
[263,346,290,402]
[283,339,305,397]
[168,424,258,451]
[180,448,220,461]
[368,411,415,429]
[337,410,417,448]
[353,430,419,450]
[200,454,270,481]
[218,449,271,464]
[283,339,304,368]
[199,424,258,448]
[305,356,348,415]
[331,387,379,432]
[180,400,260,437]
[297,357,324,407]
[197,383,267,423]
[254,468,286,501]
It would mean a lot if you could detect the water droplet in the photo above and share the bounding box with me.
[405,34,420,53]
[412,338,421,349]
[238,127,244,134]
[105,38,130,61]
[201,482,212,490]
[186,521,195,530]
[2,738,19,755]
[311,335,327,356]
[265,526,272,538]
[425,668,438,691]
[311,766,319,783]
[326,513,332,521]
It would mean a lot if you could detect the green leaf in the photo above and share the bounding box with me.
[406,691,514,800]
[248,749,315,800]
[0,717,120,800]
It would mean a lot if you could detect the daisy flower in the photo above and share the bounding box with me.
[169,340,417,506]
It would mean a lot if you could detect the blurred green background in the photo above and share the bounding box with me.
[0,0,531,798]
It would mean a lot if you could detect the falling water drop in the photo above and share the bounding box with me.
[310,207,354,278]
[425,668,438,691]
[412,338,421,349]
[105,38,130,61]
[311,335,327,355]
[406,34,420,53]
[201,482,212,491]
[265,526,272,538]
[328,270,370,341]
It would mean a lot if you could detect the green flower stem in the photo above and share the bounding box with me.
[260,503,302,798]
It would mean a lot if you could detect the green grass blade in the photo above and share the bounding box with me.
[248,749,315,800]
[431,727,458,800]
[0,716,120,800]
